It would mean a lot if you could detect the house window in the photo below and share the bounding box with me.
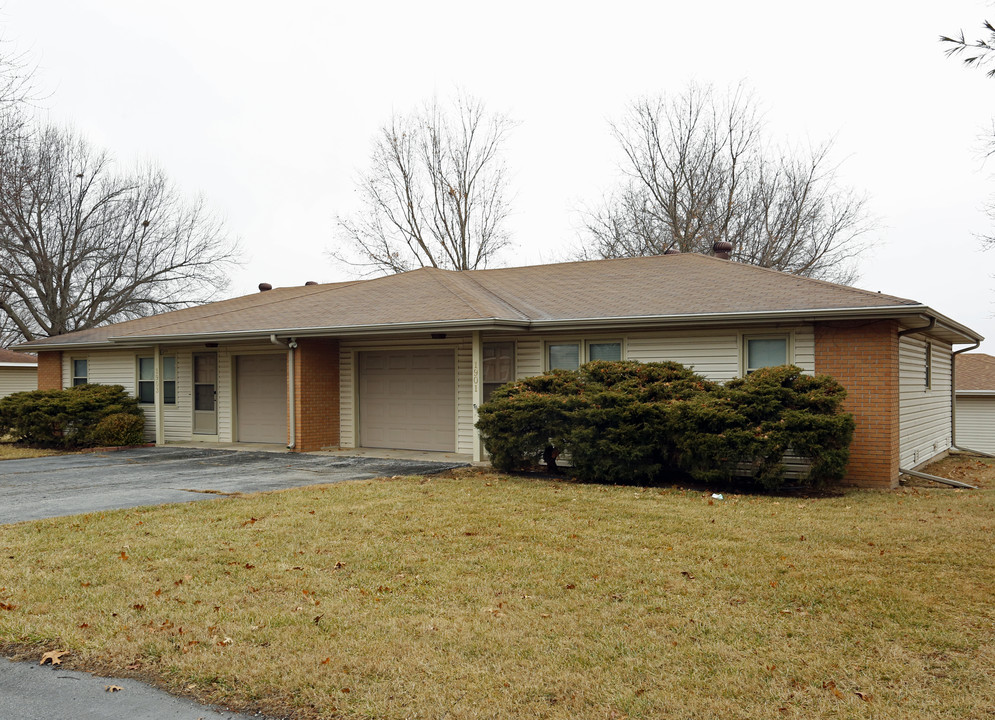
[137,358,155,403]
[588,341,622,362]
[163,357,176,404]
[137,357,177,405]
[482,342,515,402]
[72,359,88,386]
[547,340,624,370]
[745,336,788,374]
[548,343,581,371]
[925,343,932,390]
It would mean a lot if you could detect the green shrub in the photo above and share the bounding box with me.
[476,361,854,489]
[89,412,146,447]
[0,384,145,449]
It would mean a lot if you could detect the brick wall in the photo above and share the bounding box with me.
[291,338,340,452]
[36,351,63,390]
[814,320,899,488]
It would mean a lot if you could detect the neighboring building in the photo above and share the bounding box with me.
[16,253,983,488]
[955,353,995,454]
[0,348,37,399]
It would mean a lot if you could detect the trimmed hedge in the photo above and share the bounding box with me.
[476,361,854,489]
[0,384,146,449]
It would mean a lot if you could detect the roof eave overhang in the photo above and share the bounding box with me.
[15,303,983,350]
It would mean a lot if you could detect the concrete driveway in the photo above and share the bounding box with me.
[0,446,467,525]
[0,446,466,719]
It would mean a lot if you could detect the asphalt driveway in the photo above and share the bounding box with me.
[0,446,467,525]
[0,446,466,719]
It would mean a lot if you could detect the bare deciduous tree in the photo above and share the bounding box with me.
[334,93,515,273]
[581,83,871,284]
[0,124,238,345]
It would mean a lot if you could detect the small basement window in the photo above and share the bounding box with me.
[72,358,88,386]
[745,336,788,374]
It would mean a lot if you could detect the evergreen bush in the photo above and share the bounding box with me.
[0,384,145,449]
[476,361,854,489]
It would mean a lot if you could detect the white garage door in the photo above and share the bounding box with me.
[956,396,995,454]
[236,354,287,444]
[359,349,455,452]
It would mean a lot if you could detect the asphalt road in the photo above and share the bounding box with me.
[0,447,467,719]
[0,446,466,524]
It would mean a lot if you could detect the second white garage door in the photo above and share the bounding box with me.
[236,354,288,444]
[359,349,455,452]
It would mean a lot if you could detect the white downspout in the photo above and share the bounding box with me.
[270,334,297,449]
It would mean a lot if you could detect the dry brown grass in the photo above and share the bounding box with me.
[0,464,993,719]
[0,439,61,460]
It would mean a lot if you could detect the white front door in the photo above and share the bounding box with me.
[193,352,217,435]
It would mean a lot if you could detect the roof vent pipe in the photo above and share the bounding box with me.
[663,248,681,255]
[712,241,733,259]
[258,283,272,292]
[304,281,318,286]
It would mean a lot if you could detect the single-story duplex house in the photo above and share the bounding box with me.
[16,253,983,488]
[0,348,37,399]
[954,353,995,454]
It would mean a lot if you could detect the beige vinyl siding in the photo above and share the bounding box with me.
[899,336,953,468]
[955,395,995,454]
[163,350,193,441]
[339,350,356,449]
[62,350,156,440]
[456,339,473,454]
[627,330,740,380]
[0,365,37,398]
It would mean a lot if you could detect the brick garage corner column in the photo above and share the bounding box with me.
[814,320,899,488]
[36,351,63,390]
[291,339,340,452]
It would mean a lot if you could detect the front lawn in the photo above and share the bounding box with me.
[0,466,992,719]
[0,437,61,460]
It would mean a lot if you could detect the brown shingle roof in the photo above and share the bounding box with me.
[15,253,965,349]
[0,348,36,364]
[956,353,995,392]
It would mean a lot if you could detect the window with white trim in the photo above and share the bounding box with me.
[744,336,788,374]
[137,357,155,403]
[482,342,515,402]
[546,340,623,370]
[72,358,88,386]
[137,356,177,405]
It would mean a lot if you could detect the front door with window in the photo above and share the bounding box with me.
[193,353,217,435]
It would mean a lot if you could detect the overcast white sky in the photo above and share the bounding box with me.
[4,1,995,348]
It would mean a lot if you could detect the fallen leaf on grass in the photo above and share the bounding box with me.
[39,650,69,666]
[105,685,123,692]
[0,602,17,611]
[823,680,844,699]
[681,571,695,580]
[854,691,872,702]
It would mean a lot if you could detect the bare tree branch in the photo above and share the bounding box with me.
[941,21,995,77]
[0,124,240,344]
[579,83,872,284]
[333,92,515,274]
